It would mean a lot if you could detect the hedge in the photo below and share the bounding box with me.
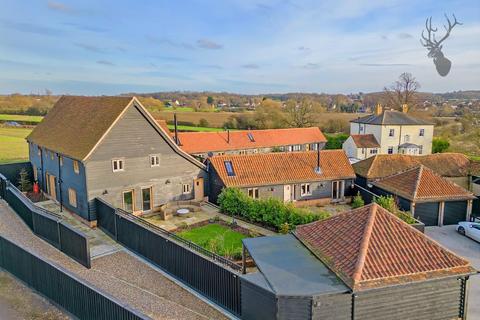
[217,188,330,232]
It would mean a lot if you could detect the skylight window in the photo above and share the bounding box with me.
[224,161,235,176]
[247,132,255,142]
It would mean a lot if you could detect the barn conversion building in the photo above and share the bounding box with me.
[208,150,355,205]
[27,96,206,223]
[174,127,327,160]
[241,203,476,320]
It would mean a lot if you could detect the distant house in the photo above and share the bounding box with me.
[353,153,472,190]
[27,96,206,224]
[175,127,327,161]
[207,150,355,204]
[346,104,434,158]
[241,203,475,320]
[370,165,475,226]
[342,134,380,162]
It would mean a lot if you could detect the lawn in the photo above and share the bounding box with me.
[0,114,43,123]
[0,127,32,164]
[162,107,196,112]
[177,223,247,259]
[167,124,225,132]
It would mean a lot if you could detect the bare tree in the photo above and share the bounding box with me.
[383,73,420,110]
[284,98,323,128]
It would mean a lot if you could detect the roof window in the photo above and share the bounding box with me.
[247,132,255,142]
[224,161,235,176]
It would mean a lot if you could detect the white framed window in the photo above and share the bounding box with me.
[301,183,311,196]
[361,148,365,154]
[239,150,247,155]
[73,160,80,174]
[112,159,124,172]
[359,124,364,132]
[404,135,410,142]
[292,145,302,151]
[389,129,395,137]
[68,188,77,208]
[370,149,378,154]
[388,146,394,154]
[248,188,259,199]
[182,183,191,194]
[150,155,160,167]
[419,145,423,155]
[419,128,425,136]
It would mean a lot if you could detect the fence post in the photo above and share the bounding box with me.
[114,209,118,240]
[57,222,62,251]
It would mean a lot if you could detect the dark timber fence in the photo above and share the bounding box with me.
[95,198,242,316]
[0,174,91,268]
[0,235,150,320]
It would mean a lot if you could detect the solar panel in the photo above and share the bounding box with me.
[224,161,235,176]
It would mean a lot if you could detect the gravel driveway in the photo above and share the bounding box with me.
[0,200,228,320]
[425,225,480,320]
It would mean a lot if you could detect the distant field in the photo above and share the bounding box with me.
[0,114,43,123]
[156,111,361,128]
[167,124,224,132]
[0,127,32,164]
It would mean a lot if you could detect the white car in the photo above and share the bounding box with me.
[457,222,480,242]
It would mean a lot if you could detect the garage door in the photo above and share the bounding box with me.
[443,201,467,225]
[414,202,439,226]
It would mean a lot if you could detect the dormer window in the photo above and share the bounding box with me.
[112,159,124,172]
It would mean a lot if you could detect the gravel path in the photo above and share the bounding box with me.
[0,200,228,320]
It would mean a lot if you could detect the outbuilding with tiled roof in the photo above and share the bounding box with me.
[240,203,476,320]
[369,165,476,226]
[207,150,355,205]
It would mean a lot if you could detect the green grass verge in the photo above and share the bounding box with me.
[167,124,224,132]
[0,127,32,164]
[0,114,43,123]
[177,223,247,259]
[162,107,195,112]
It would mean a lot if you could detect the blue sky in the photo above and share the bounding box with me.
[0,0,479,95]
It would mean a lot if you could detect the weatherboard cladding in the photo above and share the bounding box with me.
[85,104,206,209]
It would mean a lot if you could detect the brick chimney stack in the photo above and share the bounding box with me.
[402,104,409,113]
[375,103,383,115]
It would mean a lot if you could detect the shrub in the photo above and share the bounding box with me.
[374,195,417,224]
[351,192,365,209]
[198,118,209,127]
[432,137,450,153]
[17,168,32,192]
[218,187,331,231]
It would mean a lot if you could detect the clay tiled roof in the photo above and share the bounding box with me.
[295,203,476,291]
[27,96,134,160]
[372,165,475,202]
[176,127,327,154]
[351,110,434,125]
[353,153,471,179]
[351,134,380,148]
[209,150,355,187]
